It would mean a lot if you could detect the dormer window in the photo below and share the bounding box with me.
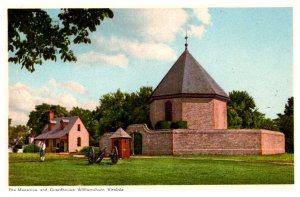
[60,119,69,130]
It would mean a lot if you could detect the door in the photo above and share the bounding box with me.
[133,133,142,155]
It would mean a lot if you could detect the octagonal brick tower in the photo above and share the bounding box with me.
[148,48,229,130]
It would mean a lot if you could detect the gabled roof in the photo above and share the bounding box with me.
[35,116,80,140]
[110,128,131,139]
[149,49,229,102]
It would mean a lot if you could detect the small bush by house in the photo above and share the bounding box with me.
[171,120,188,129]
[23,144,40,153]
[155,120,171,129]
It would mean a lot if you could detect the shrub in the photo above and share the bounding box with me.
[23,144,40,153]
[171,120,188,129]
[79,146,100,155]
[155,120,171,129]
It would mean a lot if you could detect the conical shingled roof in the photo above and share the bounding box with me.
[149,49,229,102]
[110,128,131,139]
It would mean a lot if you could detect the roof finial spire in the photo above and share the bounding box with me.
[185,30,188,50]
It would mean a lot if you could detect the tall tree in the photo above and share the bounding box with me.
[8,9,113,72]
[27,103,69,135]
[276,97,294,153]
[96,87,153,135]
[227,90,277,130]
[8,119,30,145]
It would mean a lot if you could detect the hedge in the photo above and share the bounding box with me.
[155,120,171,129]
[23,144,40,153]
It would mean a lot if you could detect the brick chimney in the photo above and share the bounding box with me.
[49,111,54,121]
[48,111,56,131]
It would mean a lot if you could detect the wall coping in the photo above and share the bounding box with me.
[102,124,284,137]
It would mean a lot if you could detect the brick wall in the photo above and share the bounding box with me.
[173,129,262,155]
[261,130,285,155]
[149,98,227,130]
[100,124,285,156]
[149,99,183,128]
[172,129,285,155]
[126,124,173,155]
[213,99,227,129]
[182,99,213,129]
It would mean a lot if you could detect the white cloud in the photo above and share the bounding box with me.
[193,8,212,26]
[188,24,206,37]
[78,52,129,68]
[63,81,87,94]
[82,8,212,67]
[96,36,177,61]
[9,82,97,125]
[48,79,87,94]
[136,9,189,42]
[9,110,30,126]
[111,9,189,43]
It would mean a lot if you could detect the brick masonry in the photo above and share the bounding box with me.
[150,98,227,130]
[99,124,285,155]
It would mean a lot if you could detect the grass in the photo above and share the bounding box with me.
[9,153,294,186]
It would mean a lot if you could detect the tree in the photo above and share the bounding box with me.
[227,90,277,130]
[275,97,294,153]
[96,87,153,135]
[27,103,69,135]
[8,119,30,146]
[8,9,113,72]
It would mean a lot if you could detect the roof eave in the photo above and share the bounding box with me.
[148,93,229,103]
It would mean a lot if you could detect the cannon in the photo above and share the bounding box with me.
[87,146,118,165]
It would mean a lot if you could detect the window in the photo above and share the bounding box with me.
[46,139,49,147]
[53,139,56,147]
[165,101,172,121]
[77,137,81,147]
[77,124,81,131]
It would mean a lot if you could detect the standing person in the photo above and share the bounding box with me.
[39,141,46,162]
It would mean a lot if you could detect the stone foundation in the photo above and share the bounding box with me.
[99,124,285,155]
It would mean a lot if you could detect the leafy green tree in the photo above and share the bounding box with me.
[126,86,153,126]
[97,89,128,134]
[8,119,30,145]
[228,90,256,128]
[8,9,113,72]
[276,97,294,153]
[227,90,277,130]
[27,103,69,135]
[96,87,153,135]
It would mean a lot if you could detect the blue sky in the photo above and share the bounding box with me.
[8,8,293,125]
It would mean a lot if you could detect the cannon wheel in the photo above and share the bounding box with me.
[110,146,118,164]
[87,147,95,164]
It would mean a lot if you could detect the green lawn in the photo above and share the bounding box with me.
[9,153,294,185]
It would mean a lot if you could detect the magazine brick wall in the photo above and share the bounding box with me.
[126,124,173,155]
[172,129,260,155]
[149,98,183,128]
[212,99,227,129]
[171,129,285,155]
[149,98,227,130]
[99,125,285,156]
[260,130,285,154]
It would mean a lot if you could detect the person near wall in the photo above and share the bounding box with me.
[39,141,46,162]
